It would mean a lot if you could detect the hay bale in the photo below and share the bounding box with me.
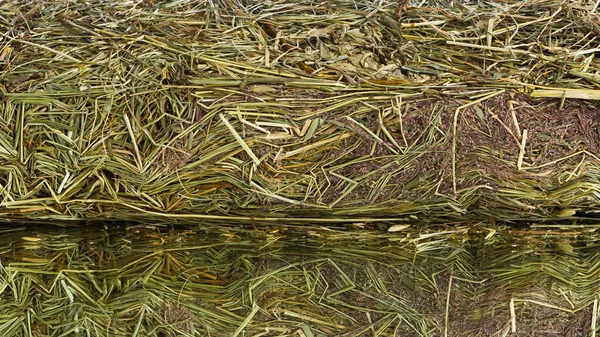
[1,0,599,223]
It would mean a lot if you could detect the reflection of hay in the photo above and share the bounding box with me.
[2,221,600,337]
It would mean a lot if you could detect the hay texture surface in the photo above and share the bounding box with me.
[1,0,600,222]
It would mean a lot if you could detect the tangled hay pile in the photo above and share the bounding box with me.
[1,0,600,223]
